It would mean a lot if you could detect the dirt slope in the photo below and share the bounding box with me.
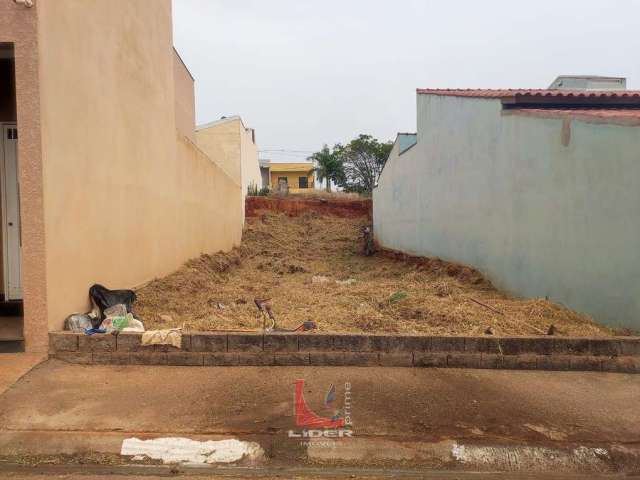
[135,211,609,336]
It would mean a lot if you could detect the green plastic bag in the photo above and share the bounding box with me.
[111,315,129,331]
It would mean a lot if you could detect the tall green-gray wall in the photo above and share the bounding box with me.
[373,94,640,328]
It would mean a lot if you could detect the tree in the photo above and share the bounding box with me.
[309,144,344,192]
[334,135,393,195]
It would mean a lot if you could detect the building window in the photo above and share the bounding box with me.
[298,176,308,189]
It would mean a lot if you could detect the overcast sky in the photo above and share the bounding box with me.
[172,0,639,163]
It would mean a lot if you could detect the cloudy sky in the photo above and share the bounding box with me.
[172,0,639,163]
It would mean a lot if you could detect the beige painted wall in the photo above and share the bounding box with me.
[196,118,241,183]
[173,49,195,142]
[36,0,242,331]
[0,0,48,352]
[196,117,260,222]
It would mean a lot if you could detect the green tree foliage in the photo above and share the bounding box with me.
[334,135,393,195]
[309,144,344,192]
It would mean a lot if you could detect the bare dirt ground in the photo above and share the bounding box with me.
[135,205,610,336]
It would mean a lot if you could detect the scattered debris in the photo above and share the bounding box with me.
[336,278,356,286]
[361,225,375,256]
[294,320,318,332]
[254,298,276,331]
[141,329,182,348]
[84,327,106,336]
[64,313,95,332]
[120,437,264,465]
[312,275,330,284]
[101,313,145,333]
[89,284,137,321]
[66,287,145,333]
[104,304,128,318]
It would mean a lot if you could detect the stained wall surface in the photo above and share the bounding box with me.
[374,94,640,328]
[36,0,242,332]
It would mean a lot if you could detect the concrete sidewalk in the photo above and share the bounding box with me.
[0,359,638,475]
[0,354,45,396]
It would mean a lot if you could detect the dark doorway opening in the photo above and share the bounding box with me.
[0,43,23,353]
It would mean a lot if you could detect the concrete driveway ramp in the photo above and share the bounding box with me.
[120,437,264,465]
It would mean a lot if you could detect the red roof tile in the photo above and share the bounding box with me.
[416,89,640,99]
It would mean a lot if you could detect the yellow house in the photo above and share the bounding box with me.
[268,163,315,193]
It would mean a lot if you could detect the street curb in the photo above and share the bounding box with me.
[49,332,640,373]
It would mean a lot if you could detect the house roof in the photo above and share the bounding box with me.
[268,162,315,173]
[196,115,253,131]
[417,89,640,123]
[416,89,640,99]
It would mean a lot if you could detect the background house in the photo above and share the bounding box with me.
[196,116,261,222]
[267,163,315,193]
[374,77,640,328]
[0,0,245,352]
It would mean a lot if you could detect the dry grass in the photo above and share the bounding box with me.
[136,213,611,336]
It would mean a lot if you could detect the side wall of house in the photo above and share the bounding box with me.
[195,120,242,184]
[0,1,48,351]
[374,94,640,328]
[37,0,242,331]
[173,50,195,142]
[240,127,260,195]
[196,118,260,223]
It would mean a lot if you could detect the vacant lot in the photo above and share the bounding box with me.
[136,207,610,336]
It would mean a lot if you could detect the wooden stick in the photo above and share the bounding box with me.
[466,296,504,315]
[466,296,546,335]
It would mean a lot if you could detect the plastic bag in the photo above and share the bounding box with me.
[122,318,145,333]
[101,313,145,333]
[64,313,94,332]
[89,284,136,320]
[104,303,128,318]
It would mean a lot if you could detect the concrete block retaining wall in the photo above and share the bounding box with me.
[49,332,640,373]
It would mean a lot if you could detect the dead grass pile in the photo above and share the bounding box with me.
[135,213,611,336]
